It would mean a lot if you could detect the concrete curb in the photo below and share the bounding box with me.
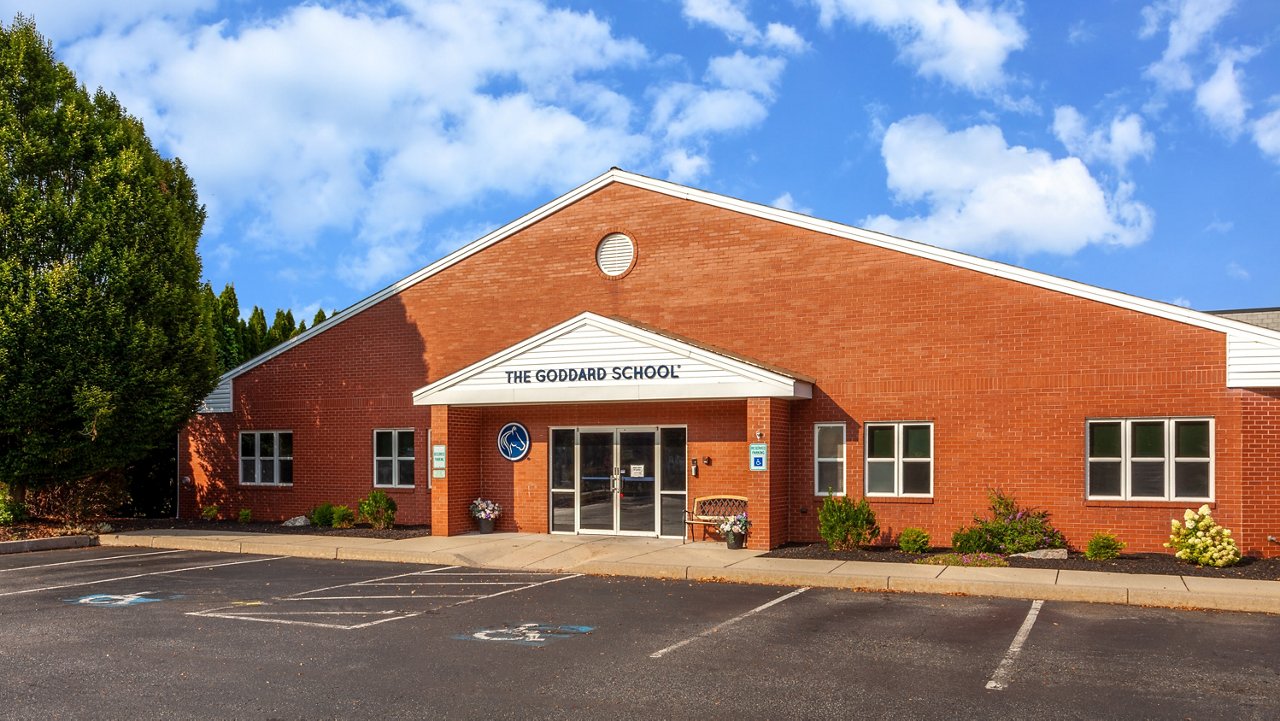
[0,535,97,555]
[96,532,1280,615]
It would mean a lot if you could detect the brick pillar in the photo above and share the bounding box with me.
[430,404,484,536]
[746,397,791,550]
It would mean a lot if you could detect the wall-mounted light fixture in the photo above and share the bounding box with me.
[755,429,765,440]
[690,458,699,477]
[702,456,712,466]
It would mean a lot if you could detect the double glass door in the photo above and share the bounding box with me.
[550,426,687,537]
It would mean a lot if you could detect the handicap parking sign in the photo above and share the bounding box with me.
[749,443,767,471]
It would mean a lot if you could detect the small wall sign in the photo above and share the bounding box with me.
[497,422,531,461]
[749,442,767,471]
[432,445,447,469]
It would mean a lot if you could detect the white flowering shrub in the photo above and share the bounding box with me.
[1164,505,1241,567]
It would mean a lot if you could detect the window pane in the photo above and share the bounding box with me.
[660,427,687,492]
[1088,461,1121,496]
[241,434,255,457]
[1088,423,1121,458]
[398,431,415,459]
[278,459,292,485]
[278,432,292,458]
[866,426,894,459]
[376,459,393,486]
[661,494,686,537]
[866,461,894,494]
[552,492,576,533]
[241,458,256,483]
[817,460,845,494]
[260,459,275,484]
[902,462,931,494]
[1131,421,1164,458]
[375,431,392,458]
[1174,461,1210,498]
[903,426,931,459]
[1130,461,1165,497]
[817,425,844,458]
[1175,421,1209,459]
[397,459,414,486]
[259,432,274,459]
[551,429,575,490]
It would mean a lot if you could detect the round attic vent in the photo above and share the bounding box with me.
[596,233,635,277]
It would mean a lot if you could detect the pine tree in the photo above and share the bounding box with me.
[312,308,327,326]
[243,306,268,358]
[216,284,246,369]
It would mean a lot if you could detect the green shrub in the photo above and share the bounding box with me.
[1165,505,1240,567]
[950,490,1066,555]
[897,527,931,554]
[237,508,252,524]
[1085,532,1125,561]
[818,496,880,551]
[309,502,336,528]
[358,491,397,530]
[331,505,355,529]
[0,484,26,526]
[916,552,1008,568]
[200,504,219,521]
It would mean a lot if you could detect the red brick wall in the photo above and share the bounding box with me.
[181,182,1279,555]
[1239,389,1280,556]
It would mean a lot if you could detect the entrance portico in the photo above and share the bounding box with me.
[415,313,812,549]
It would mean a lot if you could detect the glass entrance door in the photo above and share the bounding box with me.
[578,430,615,532]
[618,430,657,533]
[574,428,657,535]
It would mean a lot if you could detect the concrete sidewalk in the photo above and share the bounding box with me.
[98,530,1280,615]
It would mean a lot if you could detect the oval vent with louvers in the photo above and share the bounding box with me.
[596,233,635,276]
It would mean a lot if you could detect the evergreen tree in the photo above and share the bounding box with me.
[295,320,307,336]
[312,308,327,326]
[243,306,268,358]
[0,17,219,496]
[216,283,245,369]
[266,309,296,350]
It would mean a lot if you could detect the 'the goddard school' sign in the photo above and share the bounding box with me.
[505,364,683,384]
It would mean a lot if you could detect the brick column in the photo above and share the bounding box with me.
[429,404,484,536]
[746,397,791,550]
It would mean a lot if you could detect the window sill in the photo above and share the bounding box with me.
[239,483,293,489]
[373,484,418,491]
[1084,499,1214,509]
[866,496,934,504]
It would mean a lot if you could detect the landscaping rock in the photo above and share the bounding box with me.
[282,515,310,527]
[1012,548,1069,559]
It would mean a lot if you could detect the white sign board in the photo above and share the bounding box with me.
[749,443,767,471]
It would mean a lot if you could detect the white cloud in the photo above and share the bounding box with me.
[706,51,786,99]
[651,50,785,143]
[862,115,1154,256]
[682,0,807,52]
[1067,20,1094,45]
[1253,108,1280,162]
[1142,0,1235,92]
[1171,296,1192,308]
[663,148,711,183]
[771,192,812,215]
[1226,261,1249,280]
[1195,51,1253,137]
[1052,107,1156,172]
[4,0,213,40]
[1204,218,1233,234]
[812,0,1027,94]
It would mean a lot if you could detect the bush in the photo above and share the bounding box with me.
[358,491,397,530]
[1085,532,1125,561]
[26,473,130,525]
[309,502,336,528]
[1165,505,1240,567]
[237,508,252,524]
[818,496,880,551]
[897,527,930,554]
[200,504,219,521]
[331,505,355,529]
[916,552,1008,568]
[950,490,1067,555]
[0,484,27,526]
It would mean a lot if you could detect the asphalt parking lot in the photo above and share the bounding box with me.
[2,546,1278,720]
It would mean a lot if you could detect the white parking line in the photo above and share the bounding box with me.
[288,565,462,597]
[649,587,810,659]
[0,550,184,573]
[0,556,288,597]
[986,599,1045,691]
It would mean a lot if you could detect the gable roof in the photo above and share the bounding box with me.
[411,312,813,406]
[208,167,1280,398]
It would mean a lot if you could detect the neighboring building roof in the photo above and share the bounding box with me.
[202,167,1280,409]
[1209,308,1280,334]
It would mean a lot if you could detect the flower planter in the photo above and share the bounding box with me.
[477,518,495,534]
[726,533,745,550]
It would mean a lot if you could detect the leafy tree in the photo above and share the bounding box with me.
[215,283,245,370]
[0,17,219,499]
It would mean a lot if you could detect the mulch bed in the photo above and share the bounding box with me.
[3,518,431,542]
[763,543,1280,581]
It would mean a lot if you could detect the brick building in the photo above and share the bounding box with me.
[181,169,1280,556]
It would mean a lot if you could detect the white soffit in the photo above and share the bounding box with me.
[412,313,813,406]
[206,167,1280,393]
[199,377,232,413]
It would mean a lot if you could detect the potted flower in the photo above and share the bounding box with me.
[720,512,751,549]
[469,498,501,533]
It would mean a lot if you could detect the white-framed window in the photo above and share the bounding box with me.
[1086,418,1213,501]
[240,431,292,485]
[814,423,846,495]
[865,422,933,497]
[374,429,415,488]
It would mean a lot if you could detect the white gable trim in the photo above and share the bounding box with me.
[208,168,1280,391]
[412,312,812,406]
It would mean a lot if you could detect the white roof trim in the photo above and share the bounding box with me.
[412,312,812,405]
[209,167,1280,390]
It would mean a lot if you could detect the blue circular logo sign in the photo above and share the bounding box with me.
[497,422,530,462]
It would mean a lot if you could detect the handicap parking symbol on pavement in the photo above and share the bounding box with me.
[66,592,170,607]
[456,623,594,646]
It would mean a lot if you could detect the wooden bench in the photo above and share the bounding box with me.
[683,495,748,543]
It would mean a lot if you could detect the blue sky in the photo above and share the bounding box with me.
[12,1,1280,318]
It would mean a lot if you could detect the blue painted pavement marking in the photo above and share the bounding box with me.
[65,592,182,607]
[455,623,594,646]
